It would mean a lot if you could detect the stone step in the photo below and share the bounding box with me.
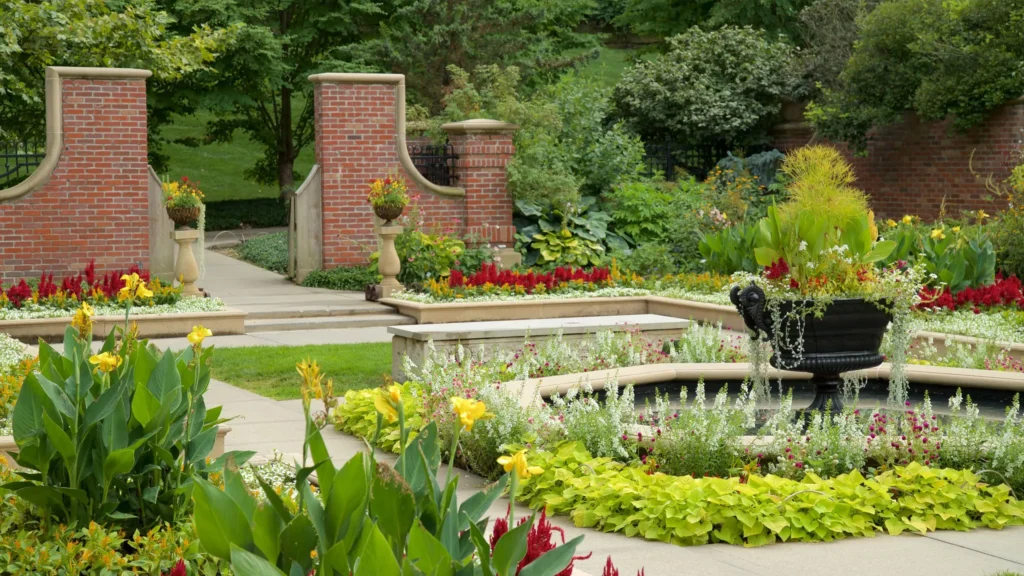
[243,302,396,319]
[245,314,414,332]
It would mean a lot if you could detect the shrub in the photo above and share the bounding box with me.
[203,198,289,230]
[612,26,795,148]
[697,221,760,275]
[616,243,678,277]
[515,195,627,268]
[237,231,288,273]
[605,181,677,245]
[546,380,637,462]
[301,266,379,291]
[777,145,868,232]
[7,324,242,533]
[993,159,1024,278]
[373,229,481,289]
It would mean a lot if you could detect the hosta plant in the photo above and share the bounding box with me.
[4,319,243,532]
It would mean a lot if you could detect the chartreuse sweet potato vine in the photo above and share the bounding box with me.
[517,442,1024,547]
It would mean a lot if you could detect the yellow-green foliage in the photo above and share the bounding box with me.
[0,463,227,575]
[779,145,872,235]
[519,442,1024,547]
[331,382,422,453]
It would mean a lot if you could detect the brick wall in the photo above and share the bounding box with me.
[0,75,150,282]
[773,101,1024,220]
[314,78,516,267]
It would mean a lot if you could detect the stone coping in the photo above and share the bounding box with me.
[388,314,688,341]
[0,309,247,342]
[507,362,1024,406]
[0,426,231,471]
[382,295,1024,360]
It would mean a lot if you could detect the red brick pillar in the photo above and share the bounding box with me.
[0,67,151,282]
[443,119,518,249]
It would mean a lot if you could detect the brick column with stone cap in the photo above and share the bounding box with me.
[443,119,518,247]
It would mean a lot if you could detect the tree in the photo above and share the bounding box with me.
[344,0,598,112]
[0,0,226,168]
[611,26,795,149]
[791,0,880,100]
[807,0,1024,153]
[615,0,816,41]
[156,0,383,189]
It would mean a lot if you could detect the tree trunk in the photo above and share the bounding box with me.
[278,85,295,191]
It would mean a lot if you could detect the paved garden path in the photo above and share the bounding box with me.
[208,376,1024,576]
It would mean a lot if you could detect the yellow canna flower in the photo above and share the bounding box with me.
[187,325,212,346]
[902,215,913,225]
[886,219,897,228]
[388,384,402,404]
[952,226,961,233]
[451,397,493,432]
[135,283,153,300]
[89,352,122,374]
[930,228,945,240]
[118,273,151,301]
[374,388,399,423]
[71,301,95,336]
[497,449,544,480]
[977,209,989,220]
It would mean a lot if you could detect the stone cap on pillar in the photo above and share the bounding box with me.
[441,118,519,135]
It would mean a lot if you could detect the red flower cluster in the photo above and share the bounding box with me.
[602,556,646,576]
[449,263,612,293]
[763,258,790,280]
[163,560,186,576]
[917,274,1024,312]
[2,260,151,308]
[489,507,592,576]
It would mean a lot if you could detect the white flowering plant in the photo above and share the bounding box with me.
[545,377,636,461]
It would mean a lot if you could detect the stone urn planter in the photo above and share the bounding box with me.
[730,284,892,413]
[166,206,200,229]
[373,203,405,225]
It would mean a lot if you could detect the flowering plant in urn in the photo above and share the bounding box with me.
[367,173,410,224]
[162,176,204,228]
[729,146,922,412]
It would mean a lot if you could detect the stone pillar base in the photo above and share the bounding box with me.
[172,228,202,297]
[495,247,522,270]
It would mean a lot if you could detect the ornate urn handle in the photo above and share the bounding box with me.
[729,283,771,339]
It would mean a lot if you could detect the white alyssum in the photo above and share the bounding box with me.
[0,297,226,320]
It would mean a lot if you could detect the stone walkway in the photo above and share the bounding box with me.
[208,377,1024,576]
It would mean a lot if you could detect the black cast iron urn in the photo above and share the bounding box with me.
[729,284,893,414]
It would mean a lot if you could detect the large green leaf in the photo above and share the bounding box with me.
[754,247,780,267]
[491,517,532,576]
[861,240,897,264]
[42,412,75,464]
[193,478,254,561]
[230,545,286,576]
[407,521,453,576]
[147,350,183,414]
[103,448,136,484]
[371,463,415,561]
[130,382,161,429]
[279,514,317,573]
[253,502,285,563]
[352,523,401,576]
[459,475,508,528]
[85,375,130,428]
[326,454,368,547]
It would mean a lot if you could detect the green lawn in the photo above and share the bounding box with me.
[159,109,315,203]
[572,46,654,88]
[211,342,392,400]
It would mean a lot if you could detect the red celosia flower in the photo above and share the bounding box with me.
[602,557,645,576]
[6,280,32,308]
[489,507,592,576]
[764,258,790,280]
[789,278,800,289]
[165,559,186,576]
[916,274,1024,312]
[453,263,611,295]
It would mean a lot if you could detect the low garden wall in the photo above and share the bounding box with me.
[0,309,246,342]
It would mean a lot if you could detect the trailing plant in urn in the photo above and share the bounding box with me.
[368,174,410,224]
[730,145,921,410]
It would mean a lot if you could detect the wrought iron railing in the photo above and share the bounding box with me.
[642,140,730,181]
[0,139,46,188]
[407,142,459,187]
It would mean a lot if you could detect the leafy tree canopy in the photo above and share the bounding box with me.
[343,0,599,113]
[808,0,1024,153]
[0,0,228,167]
[155,0,382,188]
[615,0,816,42]
[611,26,795,149]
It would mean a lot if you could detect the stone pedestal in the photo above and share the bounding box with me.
[376,224,404,299]
[172,228,202,297]
[495,246,522,269]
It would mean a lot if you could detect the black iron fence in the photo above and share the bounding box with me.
[407,142,458,186]
[1,139,45,188]
[642,140,732,181]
